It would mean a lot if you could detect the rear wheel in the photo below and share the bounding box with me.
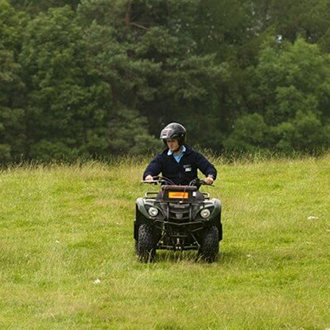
[199,226,219,263]
[137,224,156,262]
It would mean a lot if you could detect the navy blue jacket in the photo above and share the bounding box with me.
[143,145,217,185]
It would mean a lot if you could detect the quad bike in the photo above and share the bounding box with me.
[134,177,222,262]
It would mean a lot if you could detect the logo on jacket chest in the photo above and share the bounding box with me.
[183,164,192,172]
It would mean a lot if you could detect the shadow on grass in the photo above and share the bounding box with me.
[149,248,246,264]
[133,242,247,264]
[154,250,201,263]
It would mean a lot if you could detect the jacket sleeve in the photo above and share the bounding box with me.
[195,152,217,180]
[143,154,163,180]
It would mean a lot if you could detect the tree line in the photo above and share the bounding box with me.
[1,0,330,162]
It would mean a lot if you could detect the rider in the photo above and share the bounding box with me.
[143,122,217,186]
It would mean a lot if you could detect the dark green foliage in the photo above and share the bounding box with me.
[0,0,26,161]
[226,38,330,152]
[9,0,80,13]
[1,0,330,162]
[19,4,159,160]
[19,6,91,160]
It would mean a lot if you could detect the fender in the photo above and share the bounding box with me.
[211,198,221,216]
[209,198,222,241]
[135,197,150,219]
[134,197,163,240]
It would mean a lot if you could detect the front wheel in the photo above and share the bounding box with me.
[137,224,156,262]
[199,226,219,263]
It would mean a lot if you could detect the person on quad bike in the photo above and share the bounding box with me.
[143,122,217,186]
[135,122,222,262]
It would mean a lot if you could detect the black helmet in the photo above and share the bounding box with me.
[160,122,186,146]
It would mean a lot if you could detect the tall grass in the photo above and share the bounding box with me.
[0,155,329,329]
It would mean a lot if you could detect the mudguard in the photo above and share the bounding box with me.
[134,197,163,240]
[204,198,222,241]
[135,197,150,219]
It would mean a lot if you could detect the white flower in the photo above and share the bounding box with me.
[308,216,318,220]
[94,278,101,285]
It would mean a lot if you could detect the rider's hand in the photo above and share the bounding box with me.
[145,175,154,182]
[204,176,214,185]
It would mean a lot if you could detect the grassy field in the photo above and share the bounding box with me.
[0,155,329,330]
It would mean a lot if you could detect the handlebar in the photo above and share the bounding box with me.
[141,176,174,185]
[142,176,213,187]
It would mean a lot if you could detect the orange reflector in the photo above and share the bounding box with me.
[168,191,189,199]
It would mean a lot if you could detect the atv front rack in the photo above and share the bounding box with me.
[144,185,210,201]
[144,191,210,200]
[161,185,197,202]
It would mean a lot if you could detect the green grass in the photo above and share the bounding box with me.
[0,155,329,330]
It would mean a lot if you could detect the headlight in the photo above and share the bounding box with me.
[148,207,159,217]
[200,208,211,219]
